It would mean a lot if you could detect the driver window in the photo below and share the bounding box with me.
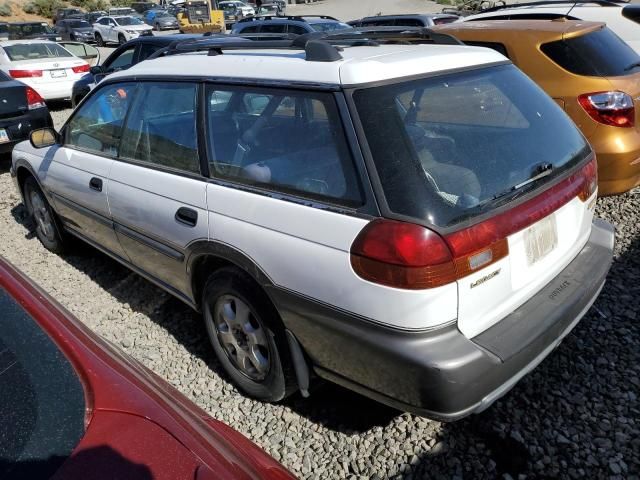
[65,83,135,156]
[105,47,136,72]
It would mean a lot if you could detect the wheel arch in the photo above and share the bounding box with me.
[187,240,276,312]
[188,240,312,396]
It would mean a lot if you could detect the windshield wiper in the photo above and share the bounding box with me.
[491,162,554,203]
[624,61,640,72]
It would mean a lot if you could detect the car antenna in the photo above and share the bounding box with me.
[564,0,579,18]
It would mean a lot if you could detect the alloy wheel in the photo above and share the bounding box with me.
[29,191,55,242]
[212,294,271,381]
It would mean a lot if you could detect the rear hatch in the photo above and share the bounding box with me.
[540,25,640,132]
[352,63,596,337]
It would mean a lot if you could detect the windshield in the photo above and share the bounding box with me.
[0,287,85,480]
[3,43,73,60]
[156,11,172,17]
[541,27,640,76]
[69,20,91,28]
[310,22,352,32]
[115,16,144,25]
[353,64,591,227]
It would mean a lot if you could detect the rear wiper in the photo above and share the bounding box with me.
[624,61,640,71]
[491,163,554,202]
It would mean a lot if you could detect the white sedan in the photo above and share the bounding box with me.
[0,40,89,101]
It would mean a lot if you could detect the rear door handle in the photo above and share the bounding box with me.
[89,177,103,192]
[175,207,197,227]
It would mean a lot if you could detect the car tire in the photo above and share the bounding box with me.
[202,267,297,402]
[95,33,104,46]
[118,33,126,45]
[23,177,66,254]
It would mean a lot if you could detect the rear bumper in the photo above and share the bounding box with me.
[272,219,614,421]
[0,108,52,153]
[589,129,640,195]
[27,81,77,101]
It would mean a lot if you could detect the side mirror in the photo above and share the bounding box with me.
[90,65,103,75]
[30,128,59,149]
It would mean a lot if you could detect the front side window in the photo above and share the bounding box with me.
[353,64,590,227]
[206,86,363,205]
[66,83,135,155]
[120,82,200,173]
[115,16,144,26]
[105,47,136,72]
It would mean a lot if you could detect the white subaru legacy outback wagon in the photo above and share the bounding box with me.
[11,32,614,420]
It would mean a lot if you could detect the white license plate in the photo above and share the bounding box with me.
[50,69,67,78]
[0,128,8,144]
[524,214,558,266]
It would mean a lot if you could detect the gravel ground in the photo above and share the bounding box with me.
[0,151,638,479]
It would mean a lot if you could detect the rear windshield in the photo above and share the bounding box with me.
[3,43,73,61]
[310,22,351,32]
[541,27,640,76]
[0,24,7,34]
[353,64,590,227]
[9,23,55,34]
[0,287,85,480]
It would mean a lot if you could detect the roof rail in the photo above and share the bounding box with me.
[237,14,339,23]
[479,0,628,13]
[146,27,464,63]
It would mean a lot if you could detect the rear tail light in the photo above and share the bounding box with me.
[578,91,635,127]
[71,64,90,74]
[8,69,43,78]
[351,157,598,289]
[25,86,46,110]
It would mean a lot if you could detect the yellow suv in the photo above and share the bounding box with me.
[436,20,640,195]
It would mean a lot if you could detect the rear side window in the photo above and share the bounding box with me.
[397,18,425,27]
[541,27,640,76]
[361,18,396,27]
[433,16,458,25]
[66,83,136,155]
[206,86,363,206]
[353,64,590,227]
[120,82,200,173]
[239,24,259,33]
[261,23,286,33]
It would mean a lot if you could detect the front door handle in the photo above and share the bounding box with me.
[89,177,103,192]
[175,207,197,227]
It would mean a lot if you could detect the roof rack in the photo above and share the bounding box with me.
[479,0,628,13]
[146,28,463,63]
[237,14,339,24]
